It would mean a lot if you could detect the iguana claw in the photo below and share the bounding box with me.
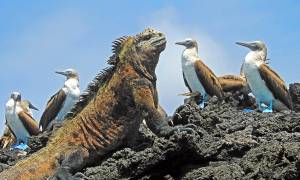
[183,124,197,129]
[174,123,197,134]
[73,172,90,180]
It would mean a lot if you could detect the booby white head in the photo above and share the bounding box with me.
[55,68,79,80]
[21,100,38,117]
[236,41,292,112]
[6,92,21,113]
[175,38,198,57]
[10,92,21,103]
[40,68,80,131]
[175,38,224,108]
[236,41,267,63]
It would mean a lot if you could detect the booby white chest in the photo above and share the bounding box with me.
[243,52,274,104]
[181,48,206,96]
[56,78,80,121]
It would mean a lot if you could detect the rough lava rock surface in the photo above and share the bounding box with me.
[1,85,300,179]
[290,83,300,112]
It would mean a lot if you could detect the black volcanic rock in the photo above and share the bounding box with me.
[290,83,300,112]
[28,130,52,154]
[1,88,300,179]
[0,149,29,171]
[80,95,300,179]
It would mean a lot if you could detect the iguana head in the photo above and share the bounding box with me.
[135,28,166,66]
[109,28,166,81]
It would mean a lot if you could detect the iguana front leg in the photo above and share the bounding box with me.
[133,81,195,137]
[49,147,90,180]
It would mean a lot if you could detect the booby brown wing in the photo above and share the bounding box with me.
[183,72,192,92]
[194,60,224,98]
[39,89,66,131]
[258,64,293,109]
[218,75,246,92]
[18,111,40,136]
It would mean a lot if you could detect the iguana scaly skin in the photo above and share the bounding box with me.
[0,28,193,179]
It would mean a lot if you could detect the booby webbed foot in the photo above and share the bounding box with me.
[262,105,273,113]
[199,101,205,109]
[11,142,29,151]
[243,108,254,113]
[263,108,273,113]
[259,101,273,113]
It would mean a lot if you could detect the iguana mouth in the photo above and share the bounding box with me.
[151,36,166,51]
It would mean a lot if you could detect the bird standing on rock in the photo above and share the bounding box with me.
[175,38,224,108]
[39,68,80,131]
[5,92,40,149]
[236,41,293,112]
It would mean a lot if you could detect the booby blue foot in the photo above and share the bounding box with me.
[199,101,205,108]
[262,108,273,113]
[11,143,29,150]
[243,108,253,112]
[263,101,273,113]
[259,101,273,113]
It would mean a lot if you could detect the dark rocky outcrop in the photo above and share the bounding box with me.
[79,95,300,180]
[1,85,300,179]
[290,83,300,112]
[0,149,28,172]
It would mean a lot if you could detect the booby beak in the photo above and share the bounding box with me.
[175,41,186,46]
[55,70,68,76]
[236,42,257,50]
[29,103,39,111]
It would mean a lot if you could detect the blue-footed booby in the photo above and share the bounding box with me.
[5,92,40,146]
[236,41,293,112]
[175,38,224,108]
[1,99,39,149]
[39,68,80,131]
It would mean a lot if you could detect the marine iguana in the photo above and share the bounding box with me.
[0,28,194,179]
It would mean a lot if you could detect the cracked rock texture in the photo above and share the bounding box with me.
[290,83,300,112]
[0,84,300,179]
[80,95,300,180]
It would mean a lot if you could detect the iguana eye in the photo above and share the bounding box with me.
[143,34,151,41]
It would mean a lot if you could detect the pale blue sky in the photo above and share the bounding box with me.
[1,1,300,133]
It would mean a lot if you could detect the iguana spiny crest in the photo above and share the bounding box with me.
[67,28,166,118]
